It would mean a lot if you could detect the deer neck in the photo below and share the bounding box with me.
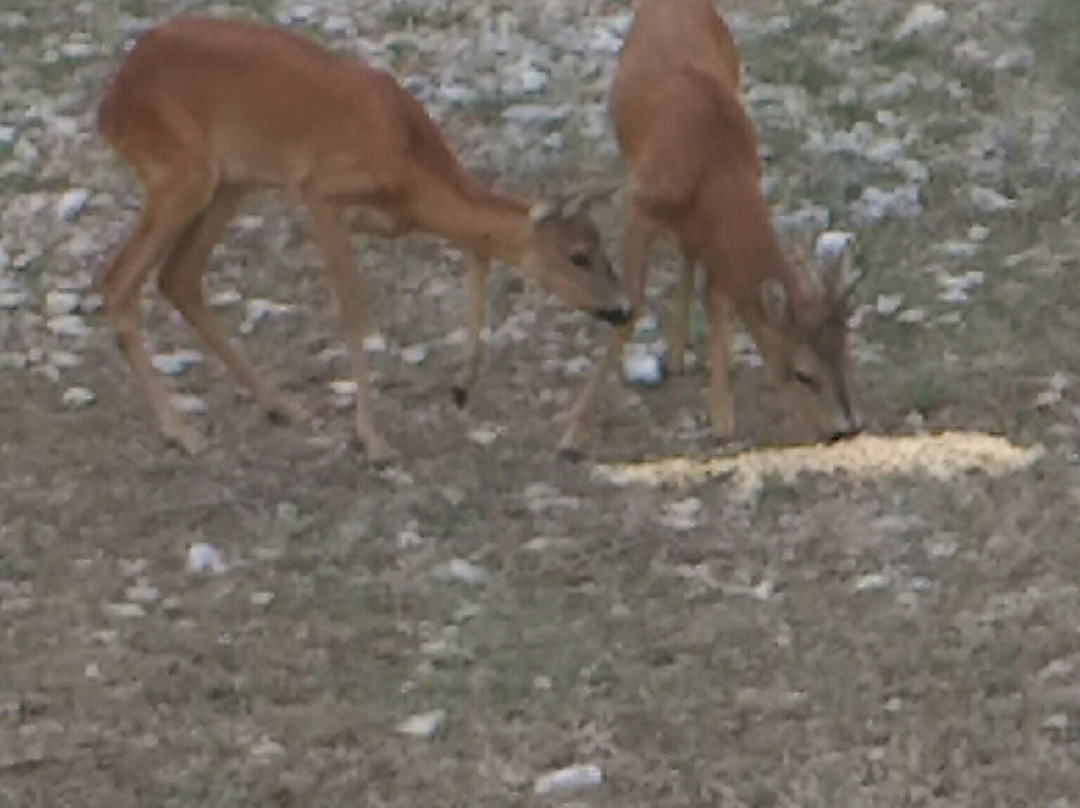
[410,170,532,265]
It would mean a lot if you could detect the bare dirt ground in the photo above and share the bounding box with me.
[3,0,1080,805]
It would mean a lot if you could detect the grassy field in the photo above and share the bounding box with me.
[3,0,1080,805]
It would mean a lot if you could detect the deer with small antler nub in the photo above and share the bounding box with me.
[96,17,631,463]
[557,0,865,457]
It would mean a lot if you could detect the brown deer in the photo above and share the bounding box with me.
[557,0,863,457]
[96,17,631,463]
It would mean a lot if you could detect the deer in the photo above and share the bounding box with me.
[95,16,632,464]
[556,0,864,458]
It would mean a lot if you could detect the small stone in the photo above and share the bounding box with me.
[85,662,101,679]
[363,332,388,353]
[62,387,95,409]
[897,308,927,324]
[971,186,1016,214]
[534,763,604,795]
[622,346,665,387]
[209,288,242,308]
[44,290,80,316]
[47,314,91,338]
[50,351,82,369]
[329,379,357,398]
[124,583,160,605]
[103,602,146,620]
[815,230,854,263]
[501,103,570,126]
[186,542,227,575]
[1043,713,1069,731]
[0,291,26,310]
[434,558,489,587]
[171,394,207,415]
[467,427,502,446]
[56,188,91,222]
[250,591,275,607]
[875,293,904,317]
[854,573,890,592]
[396,708,446,739]
[896,3,947,39]
[152,350,203,376]
[400,344,429,365]
[249,737,285,763]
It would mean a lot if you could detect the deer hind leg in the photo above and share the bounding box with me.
[157,185,308,426]
[704,276,735,442]
[557,200,657,457]
[98,173,215,455]
[667,254,695,375]
[451,255,490,408]
[304,199,392,464]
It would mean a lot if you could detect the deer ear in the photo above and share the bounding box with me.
[760,278,789,326]
[529,200,557,224]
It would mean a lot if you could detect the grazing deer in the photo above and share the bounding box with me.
[557,0,863,457]
[96,17,631,463]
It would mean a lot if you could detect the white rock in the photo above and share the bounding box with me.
[968,224,990,242]
[79,293,104,314]
[467,427,502,446]
[0,291,26,310]
[62,386,96,409]
[435,558,489,587]
[209,288,242,308]
[124,583,160,605]
[250,591,275,607]
[896,308,927,324]
[896,3,947,39]
[171,394,207,415]
[853,573,890,593]
[250,737,285,763]
[814,230,854,263]
[851,185,923,225]
[971,186,1016,214]
[329,379,358,397]
[103,602,146,620]
[240,298,293,333]
[152,350,203,376]
[400,344,429,366]
[364,332,388,353]
[875,294,904,317]
[501,103,570,126]
[396,708,446,739]
[50,351,82,369]
[56,188,91,222]
[622,346,665,387]
[186,542,227,575]
[0,126,16,146]
[47,314,91,338]
[534,763,604,795]
[44,289,80,316]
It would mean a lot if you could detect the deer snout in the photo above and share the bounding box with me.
[826,411,863,443]
[594,299,634,326]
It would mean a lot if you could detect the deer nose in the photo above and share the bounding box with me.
[595,305,634,326]
[827,420,862,443]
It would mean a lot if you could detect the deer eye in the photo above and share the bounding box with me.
[793,369,817,388]
[569,252,590,268]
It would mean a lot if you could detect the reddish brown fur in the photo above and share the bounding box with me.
[96,17,630,462]
[558,0,861,455]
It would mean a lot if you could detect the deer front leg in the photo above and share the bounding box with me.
[704,279,735,442]
[667,255,695,375]
[305,200,393,464]
[452,255,489,408]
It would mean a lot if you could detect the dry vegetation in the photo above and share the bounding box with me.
[3,0,1080,806]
